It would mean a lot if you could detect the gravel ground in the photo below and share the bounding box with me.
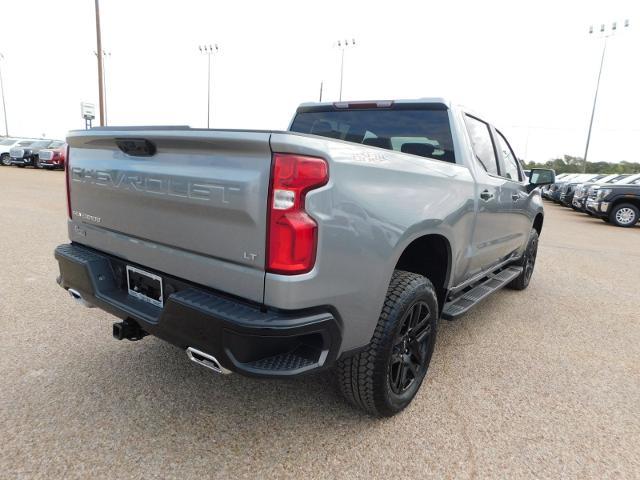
[1,167,639,479]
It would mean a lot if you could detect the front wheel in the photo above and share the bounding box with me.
[337,270,438,417]
[507,228,539,290]
[0,153,10,166]
[609,203,639,228]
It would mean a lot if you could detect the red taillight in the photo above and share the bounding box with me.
[267,153,328,274]
[65,145,71,219]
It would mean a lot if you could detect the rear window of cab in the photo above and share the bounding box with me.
[290,106,455,163]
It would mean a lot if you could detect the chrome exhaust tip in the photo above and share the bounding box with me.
[186,347,231,375]
[68,288,94,308]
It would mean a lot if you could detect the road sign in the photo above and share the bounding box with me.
[81,102,95,120]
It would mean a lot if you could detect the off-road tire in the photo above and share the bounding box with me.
[507,228,539,290]
[336,270,438,417]
[609,203,639,228]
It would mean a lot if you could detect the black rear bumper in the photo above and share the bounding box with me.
[55,243,341,377]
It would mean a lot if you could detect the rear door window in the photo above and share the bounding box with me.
[290,106,456,163]
[463,115,499,175]
[494,130,521,181]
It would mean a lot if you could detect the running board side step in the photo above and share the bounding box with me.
[441,266,522,320]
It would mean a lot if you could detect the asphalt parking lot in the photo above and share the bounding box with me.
[1,167,639,479]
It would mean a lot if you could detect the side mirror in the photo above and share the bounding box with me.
[527,168,555,193]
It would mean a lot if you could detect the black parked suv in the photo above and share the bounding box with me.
[10,139,56,167]
[586,179,640,227]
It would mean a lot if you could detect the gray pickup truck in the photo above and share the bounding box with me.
[54,98,555,417]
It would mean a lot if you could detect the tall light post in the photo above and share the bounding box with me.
[94,0,105,126]
[336,39,356,101]
[102,50,111,125]
[0,53,8,136]
[198,44,219,128]
[583,19,630,172]
[94,50,111,125]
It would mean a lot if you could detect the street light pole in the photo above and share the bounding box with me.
[94,0,105,126]
[0,53,8,136]
[103,50,111,126]
[583,20,629,172]
[336,38,356,101]
[199,44,219,129]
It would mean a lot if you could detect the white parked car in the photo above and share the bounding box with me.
[1,138,40,166]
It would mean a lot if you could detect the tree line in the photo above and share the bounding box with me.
[523,155,640,174]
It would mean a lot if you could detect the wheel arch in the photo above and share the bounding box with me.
[610,196,640,211]
[393,233,452,314]
[533,212,544,235]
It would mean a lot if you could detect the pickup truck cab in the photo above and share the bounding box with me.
[54,98,554,416]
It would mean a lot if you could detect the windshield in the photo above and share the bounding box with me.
[49,141,65,148]
[18,141,34,147]
[0,139,16,146]
[290,107,456,163]
[32,140,51,148]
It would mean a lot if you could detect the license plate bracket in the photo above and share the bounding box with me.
[126,265,164,308]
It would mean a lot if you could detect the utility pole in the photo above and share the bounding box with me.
[94,50,111,125]
[319,81,323,102]
[103,50,111,125]
[94,0,105,126]
[0,53,8,136]
[198,44,219,128]
[336,39,356,101]
[583,19,630,172]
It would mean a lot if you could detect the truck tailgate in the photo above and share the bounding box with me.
[66,129,273,303]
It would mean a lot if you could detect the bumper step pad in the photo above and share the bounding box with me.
[442,266,523,320]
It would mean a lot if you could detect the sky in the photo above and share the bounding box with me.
[1,0,638,163]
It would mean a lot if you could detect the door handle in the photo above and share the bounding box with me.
[511,193,519,201]
[480,190,494,201]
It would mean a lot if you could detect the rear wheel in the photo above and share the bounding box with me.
[507,228,539,290]
[609,203,639,228]
[337,270,438,417]
[0,153,10,166]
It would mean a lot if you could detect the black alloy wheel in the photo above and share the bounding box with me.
[389,301,432,395]
[508,228,539,290]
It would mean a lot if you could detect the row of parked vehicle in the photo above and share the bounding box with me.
[542,172,640,227]
[0,137,67,170]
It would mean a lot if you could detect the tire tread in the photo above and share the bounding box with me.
[337,270,435,416]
